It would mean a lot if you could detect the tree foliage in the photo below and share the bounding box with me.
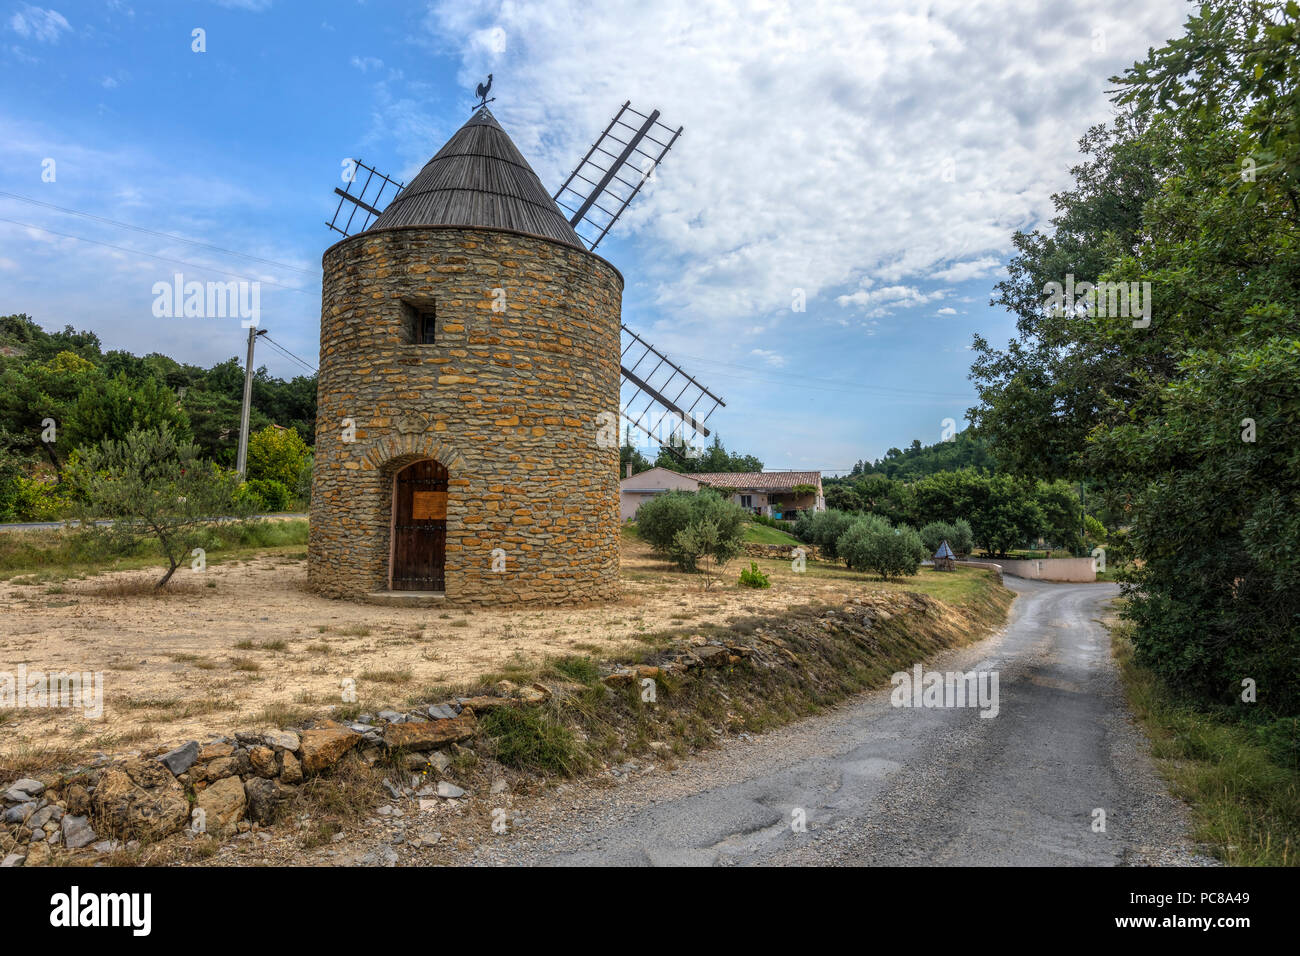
[635,488,748,573]
[247,425,310,489]
[68,426,251,588]
[845,429,995,479]
[969,0,1300,713]
[919,518,974,557]
[837,515,927,579]
[653,434,763,474]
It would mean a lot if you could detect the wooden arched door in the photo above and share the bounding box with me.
[389,460,448,591]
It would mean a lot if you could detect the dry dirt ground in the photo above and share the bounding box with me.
[1,537,885,763]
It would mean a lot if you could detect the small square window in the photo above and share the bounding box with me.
[401,299,436,345]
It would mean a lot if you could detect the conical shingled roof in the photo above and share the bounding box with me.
[367,107,584,249]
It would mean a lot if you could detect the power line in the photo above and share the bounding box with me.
[261,333,318,374]
[632,359,974,402]
[0,217,316,295]
[0,191,320,278]
[632,348,975,400]
[261,336,317,374]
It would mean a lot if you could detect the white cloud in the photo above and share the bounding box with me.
[9,5,70,43]
[836,283,946,318]
[470,25,507,57]
[750,348,786,368]
[936,307,958,315]
[350,55,384,73]
[930,256,1003,283]
[423,0,1185,357]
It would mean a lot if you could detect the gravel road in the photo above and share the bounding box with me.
[461,578,1211,867]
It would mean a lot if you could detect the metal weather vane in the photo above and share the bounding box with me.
[474,74,495,111]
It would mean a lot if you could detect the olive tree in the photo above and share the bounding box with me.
[70,426,251,588]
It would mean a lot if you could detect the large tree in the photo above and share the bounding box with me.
[970,0,1300,713]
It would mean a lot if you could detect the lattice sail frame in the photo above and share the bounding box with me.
[619,324,725,459]
[553,102,683,252]
[327,159,405,237]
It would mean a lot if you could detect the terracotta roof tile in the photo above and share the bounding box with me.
[692,471,821,491]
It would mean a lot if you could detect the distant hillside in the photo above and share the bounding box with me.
[844,428,994,480]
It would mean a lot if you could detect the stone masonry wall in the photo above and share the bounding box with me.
[307,226,624,604]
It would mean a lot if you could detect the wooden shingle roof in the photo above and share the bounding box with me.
[367,107,584,249]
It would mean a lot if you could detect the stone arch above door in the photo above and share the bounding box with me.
[363,434,466,472]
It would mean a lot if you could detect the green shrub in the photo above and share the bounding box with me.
[799,508,855,561]
[480,706,585,777]
[670,516,745,586]
[947,518,974,556]
[293,453,314,506]
[67,426,252,588]
[738,562,770,589]
[0,472,69,522]
[836,514,892,571]
[637,489,747,572]
[919,518,974,557]
[838,517,926,579]
[247,425,310,488]
[634,490,696,554]
[1084,513,1107,549]
[243,478,291,512]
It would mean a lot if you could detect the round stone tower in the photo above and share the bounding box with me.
[308,107,623,605]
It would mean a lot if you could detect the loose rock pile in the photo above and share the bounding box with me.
[0,685,544,867]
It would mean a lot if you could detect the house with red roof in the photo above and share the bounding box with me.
[618,467,824,522]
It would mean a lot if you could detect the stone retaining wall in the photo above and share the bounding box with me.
[741,542,820,561]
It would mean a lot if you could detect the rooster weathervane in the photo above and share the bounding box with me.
[474,74,495,111]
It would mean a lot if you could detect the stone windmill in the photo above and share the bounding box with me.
[309,94,721,605]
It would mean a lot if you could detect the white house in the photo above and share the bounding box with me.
[618,466,701,521]
[619,468,824,522]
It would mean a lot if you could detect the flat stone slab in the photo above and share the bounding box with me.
[364,591,446,608]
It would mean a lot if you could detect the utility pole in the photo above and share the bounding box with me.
[236,326,267,477]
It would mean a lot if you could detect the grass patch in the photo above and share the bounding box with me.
[743,521,801,545]
[333,625,371,637]
[479,707,587,777]
[290,753,382,830]
[84,578,201,598]
[255,702,318,729]
[1112,620,1300,866]
[548,655,601,686]
[0,519,309,583]
[359,668,413,685]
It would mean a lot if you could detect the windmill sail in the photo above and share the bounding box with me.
[619,325,724,459]
[327,159,405,237]
[553,102,683,252]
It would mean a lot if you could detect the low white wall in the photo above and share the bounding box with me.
[960,557,1096,583]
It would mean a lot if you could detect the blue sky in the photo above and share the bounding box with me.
[0,0,1189,473]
